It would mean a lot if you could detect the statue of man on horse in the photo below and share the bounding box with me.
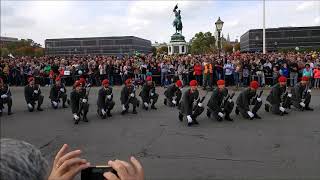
[173,4,183,34]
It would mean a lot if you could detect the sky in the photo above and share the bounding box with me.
[1,0,319,46]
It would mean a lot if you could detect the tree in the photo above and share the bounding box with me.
[223,43,233,54]
[0,48,9,57]
[151,46,157,56]
[189,31,216,54]
[234,43,240,51]
[157,46,168,55]
[34,48,44,57]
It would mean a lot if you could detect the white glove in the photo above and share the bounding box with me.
[288,93,292,98]
[307,89,311,93]
[279,106,285,112]
[34,90,39,94]
[300,102,306,107]
[120,72,123,75]
[247,111,254,118]
[198,103,203,107]
[218,112,225,118]
[172,96,177,100]
[101,109,106,115]
[130,93,135,97]
[228,99,233,103]
[60,88,65,93]
[27,103,33,109]
[172,100,177,105]
[82,99,87,103]
[1,94,8,99]
[257,98,262,102]
[187,115,193,123]
[122,105,126,111]
[52,101,58,107]
[150,92,154,96]
[107,95,112,100]
[73,114,79,120]
[144,102,149,107]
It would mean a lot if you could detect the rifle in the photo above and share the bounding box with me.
[78,84,91,116]
[221,92,235,109]
[124,85,136,107]
[193,90,208,112]
[252,90,263,105]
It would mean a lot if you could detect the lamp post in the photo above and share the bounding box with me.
[274,41,278,52]
[215,17,224,59]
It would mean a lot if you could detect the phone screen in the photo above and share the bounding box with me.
[81,166,116,180]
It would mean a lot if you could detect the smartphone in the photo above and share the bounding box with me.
[81,166,117,180]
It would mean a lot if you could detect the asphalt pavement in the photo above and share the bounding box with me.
[1,86,320,180]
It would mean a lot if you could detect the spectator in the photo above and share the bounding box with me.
[193,61,202,86]
[223,59,234,86]
[313,65,320,89]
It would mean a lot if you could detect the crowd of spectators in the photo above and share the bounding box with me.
[1,51,319,89]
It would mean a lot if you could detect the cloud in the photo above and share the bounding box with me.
[296,1,315,11]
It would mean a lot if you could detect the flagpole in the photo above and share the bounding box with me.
[263,0,266,54]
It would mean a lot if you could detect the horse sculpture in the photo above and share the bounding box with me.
[173,4,183,34]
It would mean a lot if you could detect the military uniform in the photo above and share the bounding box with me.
[139,82,158,110]
[266,83,291,115]
[120,81,138,115]
[97,86,115,119]
[235,81,262,120]
[49,84,67,109]
[0,80,12,116]
[24,81,44,112]
[70,81,89,124]
[164,80,182,107]
[178,80,204,126]
[206,88,234,121]
[291,79,313,111]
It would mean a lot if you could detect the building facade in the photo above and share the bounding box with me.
[240,26,320,52]
[45,36,152,56]
[0,36,19,47]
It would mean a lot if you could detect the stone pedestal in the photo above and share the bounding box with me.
[168,33,188,55]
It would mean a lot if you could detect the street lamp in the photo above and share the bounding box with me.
[215,17,224,58]
[274,41,278,52]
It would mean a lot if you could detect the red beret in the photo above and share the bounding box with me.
[301,76,309,82]
[28,77,35,83]
[250,81,259,90]
[217,79,225,86]
[102,79,109,85]
[74,80,81,87]
[189,80,198,87]
[55,76,61,82]
[125,79,132,85]
[146,76,152,81]
[79,78,86,84]
[175,80,182,88]
[278,76,287,83]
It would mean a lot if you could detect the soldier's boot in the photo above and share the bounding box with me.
[107,109,112,117]
[164,99,167,105]
[132,107,137,114]
[265,104,270,112]
[37,106,44,111]
[206,109,211,118]
[62,103,68,108]
[0,109,2,116]
[191,115,199,125]
[151,104,157,110]
[305,106,314,111]
[178,112,183,122]
[253,113,261,119]
[83,112,89,122]
[225,114,234,121]
[7,107,12,115]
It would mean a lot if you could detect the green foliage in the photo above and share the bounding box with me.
[189,31,216,54]
[223,43,233,54]
[157,46,168,55]
[0,48,9,57]
[234,43,240,51]
[151,46,157,56]
[2,38,43,57]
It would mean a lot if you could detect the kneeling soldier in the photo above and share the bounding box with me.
[70,81,89,124]
[164,80,182,107]
[207,80,234,121]
[291,76,313,111]
[49,76,67,109]
[179,80,204,126]
[265,76,291,115]
[120,79,138,115]
[235,81,262,120]
[24,77,44,112]
[140,76,158,110]
[97,79,115,119]
[0,78,13,116]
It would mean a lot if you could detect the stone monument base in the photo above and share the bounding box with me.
[168,33,188,55]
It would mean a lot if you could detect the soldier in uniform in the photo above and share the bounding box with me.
[265,76,291,115]
[70,80,89,124]
[49,76,68,109]
[24,77,44,112]
[97,79,115,119]
[120,79,138,115]
[139,76,158,110]
[0,78,13,116]
[164,80,182,107]
[291,76,313,111]
[206,80,234,122]
[178,80,204,126]
[235,81,262,120]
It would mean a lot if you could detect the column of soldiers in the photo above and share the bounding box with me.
[0,75,316,126]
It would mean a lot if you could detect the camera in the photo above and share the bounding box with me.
[81,166,117,180]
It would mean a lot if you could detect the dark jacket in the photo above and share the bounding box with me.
[291,83,306,102]
[207,88,228,112]
[164,84,181,99]
[181,89,199,115]
[24,85,41,104]
[70,90,84,114]
[236,88,256,111]
[0,84,11,97]
[139,83,156,102]
[49,84,66,101]
[266,83,286,105]
[97,87,113,108]
[120,85,136,105]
